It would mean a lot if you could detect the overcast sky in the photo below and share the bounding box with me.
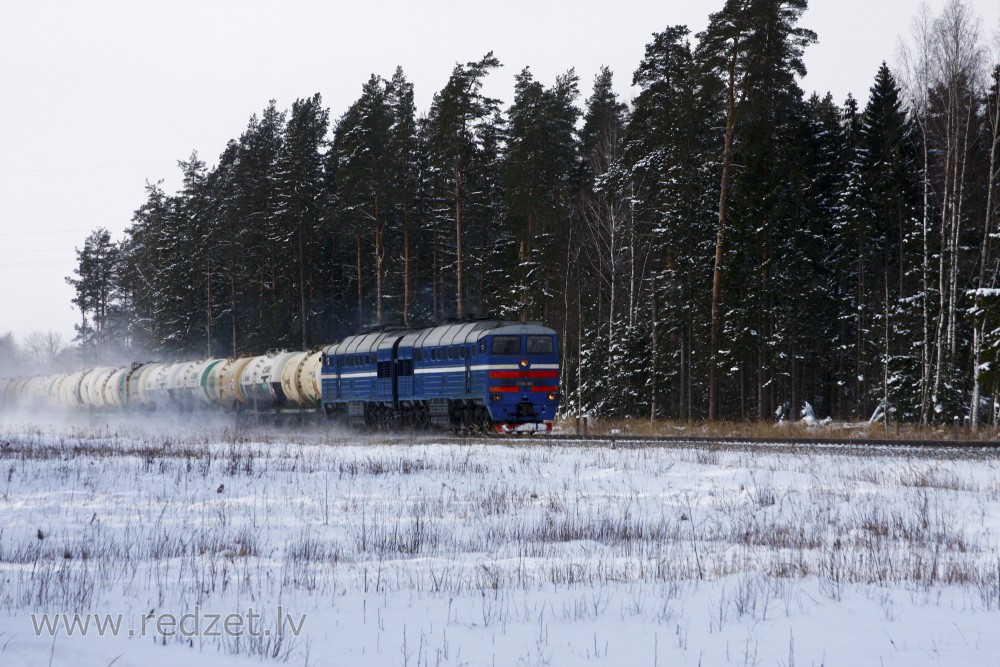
[1,0,998,351]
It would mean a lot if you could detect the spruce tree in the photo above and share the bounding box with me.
[853,64,920,420]
[120,181,173,357]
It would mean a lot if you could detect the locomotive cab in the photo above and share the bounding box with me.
[478,324,560,432]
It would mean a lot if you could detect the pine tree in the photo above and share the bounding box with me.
[466,107,507,318]
[386,67,421,326]
[426,53,502,319]
[207,139,243,357]
[273,94,330,349]
[697,0,816,420]
[66,228,119,359]
[172,151,213,355]
[234,102,286,352]
[504,67,580,322]
[627,27,722,419]
[333,76,393,326]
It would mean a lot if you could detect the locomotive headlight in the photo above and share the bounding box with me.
[520,359,529,368]
[548,393,557,401]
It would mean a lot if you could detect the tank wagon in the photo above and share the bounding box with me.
[0,320,561,433]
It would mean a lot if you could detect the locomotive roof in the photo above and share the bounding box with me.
[322,321,557,356]
[405,320,555,348]
[326,330,402,357]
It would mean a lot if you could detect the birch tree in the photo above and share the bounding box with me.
[901,0,986,421]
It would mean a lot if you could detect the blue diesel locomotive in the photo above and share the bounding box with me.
[321,320,560,432]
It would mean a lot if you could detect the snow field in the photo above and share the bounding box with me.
[0,421,999,665]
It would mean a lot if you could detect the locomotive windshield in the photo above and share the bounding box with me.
[526,336,554,354]
[491,336,521,355]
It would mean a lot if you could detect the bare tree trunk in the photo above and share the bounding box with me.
[760,232,773,420]
[857,219,866,419]
[608,208,617,343]
[928,0,984,416]
[455,162,464,319]
[900,4,934,423]
[356,232,363,327]
[230,258,238,357]
[206,266,212,357]
[920,126,932,423]
[403,206,411,326]
[298,224,308,350]
[650,279,658,422]
[628,203,636,330]
[373,198,385,325]
[577,272,584,413]
[883,272,891,427]
[709,43,740,422]
[432,225,439,321]
[562,226,574,416]
[972,67,1000,426]
[519,211,536,323]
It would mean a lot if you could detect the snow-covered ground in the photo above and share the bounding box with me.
[1,418,1000,666]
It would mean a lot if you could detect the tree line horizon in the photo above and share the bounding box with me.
[64,0,1000,425]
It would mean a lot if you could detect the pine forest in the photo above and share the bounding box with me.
[66,0,1000,425]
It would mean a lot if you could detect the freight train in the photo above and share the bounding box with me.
[0,320,561,433]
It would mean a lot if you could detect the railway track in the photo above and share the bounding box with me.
[459,431,1000,450]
